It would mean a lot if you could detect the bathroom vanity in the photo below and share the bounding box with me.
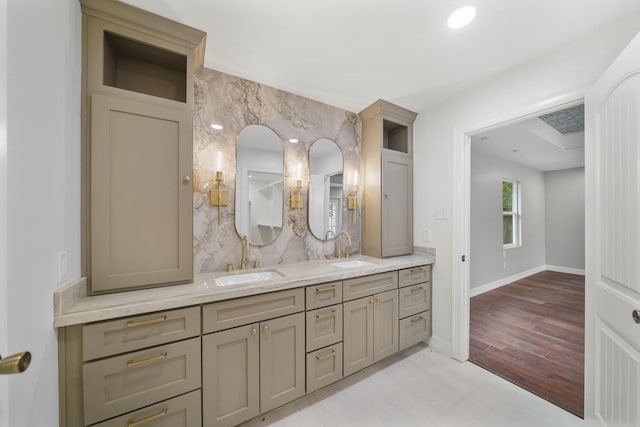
[56,256,433,427]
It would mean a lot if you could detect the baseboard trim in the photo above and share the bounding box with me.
[470,265,546,297]
[545,265,585,276]
[427,335,452,358]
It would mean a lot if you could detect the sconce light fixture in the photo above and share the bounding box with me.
[290,162,303,213]
[210,151,228,224]
[348,170,359,210]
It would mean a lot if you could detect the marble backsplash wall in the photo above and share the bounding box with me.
[192,68,361,274]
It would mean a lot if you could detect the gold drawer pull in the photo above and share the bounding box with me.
[127,351,167,368]
[410,286,424,292]
[128,407,168,427]
[411,316,424,324]
[316,350,336,361]
[410,267,425,274]
[315,285,336,293]
[315,309,336,319]
[127,315,167,328]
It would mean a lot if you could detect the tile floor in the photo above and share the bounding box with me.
[241,344,583,427]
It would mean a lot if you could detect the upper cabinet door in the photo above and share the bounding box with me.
[89,93,192,293]
[382,150,412,257]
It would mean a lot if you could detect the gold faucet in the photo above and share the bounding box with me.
[336,231,352,259]
[241,235,249,270]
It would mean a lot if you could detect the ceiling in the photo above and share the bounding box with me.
[471,104,584,172]
[121,0,640,113]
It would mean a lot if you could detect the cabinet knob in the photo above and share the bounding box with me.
[369,298,374,304]
[182,175,191,184]
[251,328,257,335]
[384,193,389,199]
[633,310,640,324]
[263,325,269,333]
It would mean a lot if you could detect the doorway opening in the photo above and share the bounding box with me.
[451,96,586,416]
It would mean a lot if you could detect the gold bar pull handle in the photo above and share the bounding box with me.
[316,350,336,361]
[315,309,336,319]
[127,352,167,368]
[0,352,31,375]
[410,286,424,292]
[128,407,168,427]
[410,316,424,324]
[410,267,425,273]
[127,315,167,328]
[315,285,336,293]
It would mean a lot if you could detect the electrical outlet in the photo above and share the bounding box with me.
[423,228,431,243]
[435,208,448,220]
[57,251,68,284]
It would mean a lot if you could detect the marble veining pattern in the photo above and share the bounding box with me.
[193,69,361,274]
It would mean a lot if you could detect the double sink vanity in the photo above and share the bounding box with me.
[56,254,434,427]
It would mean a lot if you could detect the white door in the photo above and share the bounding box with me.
[584,32,640,426]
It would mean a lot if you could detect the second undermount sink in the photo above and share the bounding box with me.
[331,259,376,269]
[214,270,284,286]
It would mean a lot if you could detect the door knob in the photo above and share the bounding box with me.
[633,310,640,324]
[0,352,31,375]
[182,175,191,184]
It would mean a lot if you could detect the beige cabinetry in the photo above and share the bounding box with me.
[343,272,399,376]
[398,265,432,350]
[58,307,202,427]
[359,100,417,257]
[80,0,205,294]
[202,290,306,426]
[305,281,345,393]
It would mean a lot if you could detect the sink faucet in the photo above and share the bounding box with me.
[336,231,352,259]
[241,235,249,270]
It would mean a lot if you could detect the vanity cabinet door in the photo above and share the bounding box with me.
[202,324,260,427]
[373,289,399,362]
[89,93,193,294]
[260,312,306,412]
[343,296,374,376]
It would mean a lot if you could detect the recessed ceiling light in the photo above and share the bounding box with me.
[448,6,476,29]
[480,136,489,141]
[512,149,519,153]
[289,138,299,144]
[210,124,223,130]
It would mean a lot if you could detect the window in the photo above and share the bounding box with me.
[502,179,521,248]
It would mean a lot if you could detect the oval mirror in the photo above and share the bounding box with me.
[235,125,284,245]
[308,138,344,240]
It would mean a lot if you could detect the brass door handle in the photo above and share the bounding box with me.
[315,285,336,293]
[315,309,336,319]
[182,175,191,184]
[128,407,168,427]
[263,325,269,333]
[0,352,31,375]
[127,352,167,368]
[126,315,167,328]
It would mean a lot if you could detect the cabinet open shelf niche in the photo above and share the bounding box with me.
[383,119,409,153]
[103,31,187,102]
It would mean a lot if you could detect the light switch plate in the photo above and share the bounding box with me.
[435,208,448,220]
[57,251,68,284]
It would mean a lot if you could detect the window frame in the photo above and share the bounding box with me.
[502,179,521,249]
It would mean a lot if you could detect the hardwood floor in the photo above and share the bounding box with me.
[469,270,585,418]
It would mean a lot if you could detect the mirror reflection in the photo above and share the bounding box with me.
[235,125,284,245]
[308,138,344,240]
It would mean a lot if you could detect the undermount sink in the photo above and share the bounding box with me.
[331,259,376,269]
[214,270,284,286]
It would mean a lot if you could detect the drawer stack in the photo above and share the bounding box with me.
[305,281,344,393]
[80,307,202,427]
[398,265,432,350]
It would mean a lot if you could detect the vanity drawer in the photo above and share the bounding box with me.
[82,337,201,425]
[306,343,343,393]
[398,265,431,288]
[91,389,201,427]
[306,281,342,310]
[399,311,431,351]
[399,283,431,319]
[203,288,304,334]
[306,304,343,352]
[82,306,201,361]
[343,271,397,301]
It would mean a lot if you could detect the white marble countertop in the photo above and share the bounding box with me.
[53,254,435,327]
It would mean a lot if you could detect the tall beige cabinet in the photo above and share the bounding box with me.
[359,100,417,258]
[80,0,206,294]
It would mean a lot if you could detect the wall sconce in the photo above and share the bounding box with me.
[290,162,303,215]
[348,170,359,210]
[210,151,228,224]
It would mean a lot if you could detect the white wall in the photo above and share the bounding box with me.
[545,167,585,270]
[412,13,640,354]
[0,0,8,424]
[5,0,81,425]
[470,149,546,289]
